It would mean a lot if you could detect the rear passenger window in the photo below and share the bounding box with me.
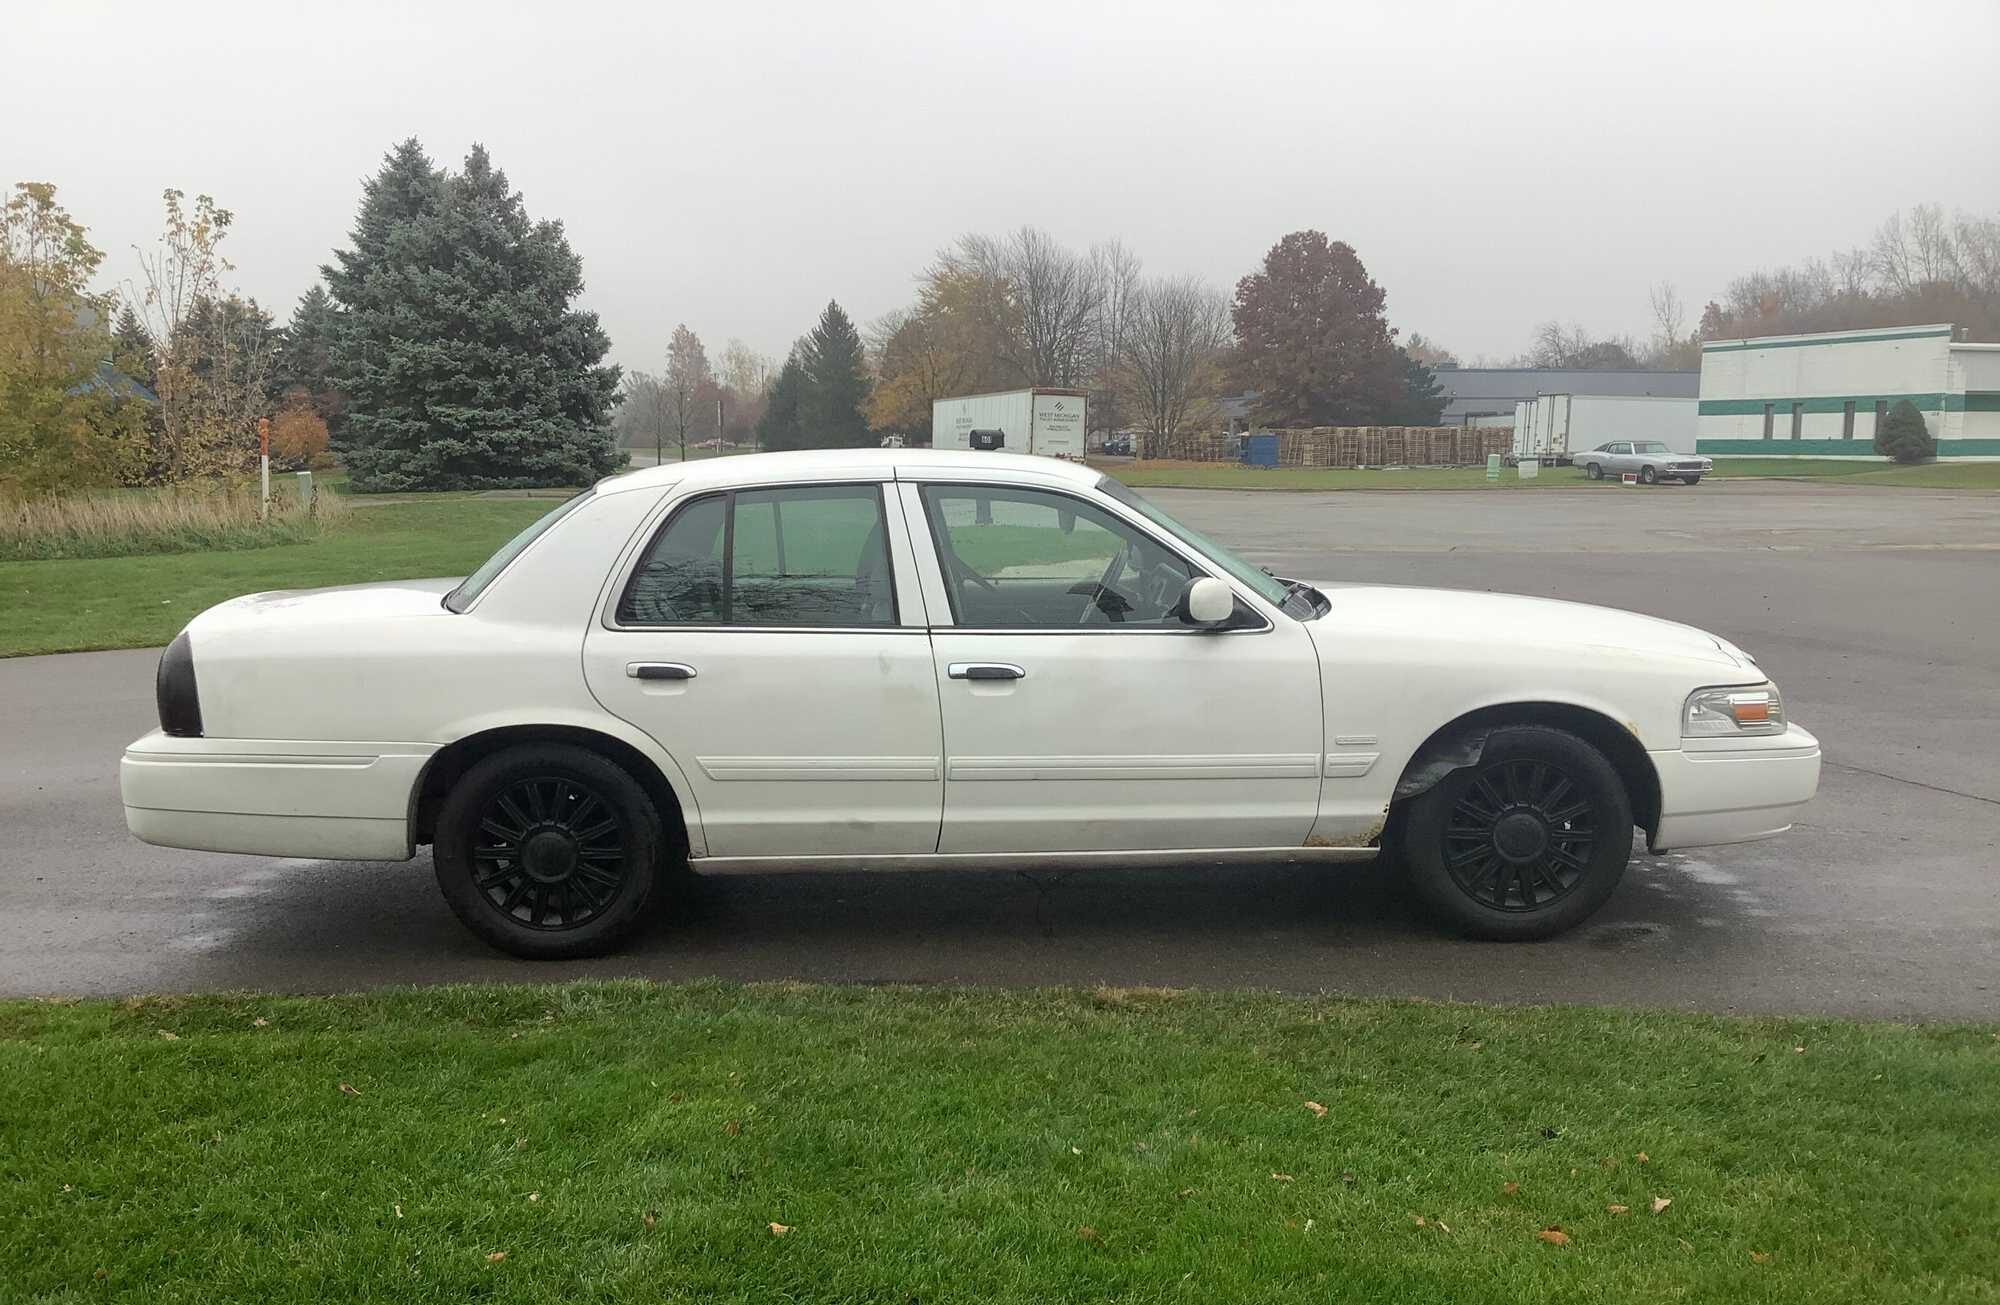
[617,485,895,627]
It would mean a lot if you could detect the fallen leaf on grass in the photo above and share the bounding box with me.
[723,1120,741,1137]
[1651,1197,1673,1215]
[485,1252,507,1263]
[1071,1146,1082,1155]
[527,1192,540,1203]
[1537,1227,1570,1246]
[1635,1151,1649,1164]
[1793,1045,1806,1055]
[768,1222,792,1237]
[393,1204,403,1219]
[1437,1221,1452,1234]
[1752,1251,1772,1264]
[93,1268,107,1281]
[1502,1182,1519,1196]
[1270,1172,1294,1183]
[1175,1188,1197,1199]
[1077,1226,1100,1243]
[1304,1101,1328,1118]
[1341,1171,1356,1186]
[252,1018,268,1028]
[1411,1215,1427,1228]
[1607,1204,1630,1215]
[642,1211,657,1231]
[338,1082,361,1097]
[158,1030,178,1040]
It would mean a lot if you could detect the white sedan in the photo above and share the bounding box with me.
[122,450,1820,957]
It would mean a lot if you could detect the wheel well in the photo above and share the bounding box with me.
[410,725,690,856]
[1389,703,1662,838]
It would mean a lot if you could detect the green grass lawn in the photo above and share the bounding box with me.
[1102,459,2000,492]
[1,981,1993,1303]
[0,497,556,658]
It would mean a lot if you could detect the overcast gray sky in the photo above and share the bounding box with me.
[10,0,1998,372]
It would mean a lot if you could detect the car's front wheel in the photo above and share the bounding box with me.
[434,744,664,958]
[1680,474,1703,485]
[1639,465,1659,485]
[1402,725,1632,941]
[1583,462,1604,480]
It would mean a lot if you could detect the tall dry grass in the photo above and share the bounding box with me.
[0,481,349,562]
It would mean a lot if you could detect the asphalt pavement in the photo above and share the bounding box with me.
[2,479,1995,1019]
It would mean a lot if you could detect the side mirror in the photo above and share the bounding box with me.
[1177,576,1235,627]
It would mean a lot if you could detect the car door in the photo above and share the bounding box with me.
[583,478,944,857]
[1605,441,1633,474]
[900,478,1324,854]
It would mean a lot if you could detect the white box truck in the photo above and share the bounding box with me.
[1510,394,1697,464]
[931,388,1088,458]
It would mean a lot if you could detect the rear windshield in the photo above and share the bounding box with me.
[443,492,590,613]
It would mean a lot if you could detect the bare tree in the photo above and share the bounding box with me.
[1403,332,1459,368]
[719,338,772,400]
[615,370,676,463]
[131,190,274,481]
[1089,239,1143,434]
[933,226,1107,387]
[664,323,712,463]
[1117,275,1230,457]
[1648,282,1684,349]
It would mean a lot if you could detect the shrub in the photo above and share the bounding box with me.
[1874,399,1935,464]
[269,404,330,471]
[0,481,347,562]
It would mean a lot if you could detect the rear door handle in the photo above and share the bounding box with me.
[947,662,1025,681]
[628,662,697,681]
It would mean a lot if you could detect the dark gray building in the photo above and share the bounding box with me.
[1435,368,1698,426]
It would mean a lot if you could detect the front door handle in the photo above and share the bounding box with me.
[628,662,697,681]
[947,662,1025,681]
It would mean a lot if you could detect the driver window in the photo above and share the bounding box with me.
[920,484,1194,628]
[618,484,895,627]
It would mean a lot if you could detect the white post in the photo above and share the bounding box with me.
[258,417,271,521]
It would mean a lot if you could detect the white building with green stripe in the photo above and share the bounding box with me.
[1697,323,2000,458]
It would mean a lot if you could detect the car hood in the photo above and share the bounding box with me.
[187,577,462,636]
[1308,582,1749,669]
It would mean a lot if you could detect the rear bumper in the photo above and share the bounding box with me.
[120,730,434,861]
[1647,724,1821,852]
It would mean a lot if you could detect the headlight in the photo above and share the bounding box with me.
[1683,683,1785,738]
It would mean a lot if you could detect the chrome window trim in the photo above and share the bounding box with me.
[600,477,916,634]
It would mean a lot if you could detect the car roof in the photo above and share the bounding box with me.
[595,448,1104,496]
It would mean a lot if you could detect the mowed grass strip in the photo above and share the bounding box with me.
[0,497,556,657]
[2,982,1994,1303]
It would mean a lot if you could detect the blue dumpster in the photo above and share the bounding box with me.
[1242,432,1280,467]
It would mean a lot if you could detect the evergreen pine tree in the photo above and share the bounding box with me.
[325,140,622,489]
[800,300,871,447]
[757,349,808,451]
[110,303,156,390]
[1874,398,1934,465]
[1382,347,1447,425]
[273,284,344,422]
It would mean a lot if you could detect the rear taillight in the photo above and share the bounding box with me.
[157,631,203,737]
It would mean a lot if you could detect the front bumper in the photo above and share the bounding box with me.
[1647,723,1820,852]
[120,730,436,861]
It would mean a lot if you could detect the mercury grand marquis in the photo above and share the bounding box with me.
[122,450,1821,957]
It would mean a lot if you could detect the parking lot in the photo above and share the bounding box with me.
[3,479,1995,1019]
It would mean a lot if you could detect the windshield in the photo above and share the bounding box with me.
[443,491,591,613]
[1097,476,1295,607]
[1635,441,1669,453]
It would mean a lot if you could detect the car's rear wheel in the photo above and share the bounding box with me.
[1639,465,1658,485]
[1402,725,1632,941]
[434,744,664,958]
[1583,462,1604,480]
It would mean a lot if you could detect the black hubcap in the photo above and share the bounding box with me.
[1443,759,1597,912]
[472,777,626,930]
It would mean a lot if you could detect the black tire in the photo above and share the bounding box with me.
[1583,462,1604,480]
[434,744,665,959]
[1681,475,1702,485]
[1402,725,1632,941]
